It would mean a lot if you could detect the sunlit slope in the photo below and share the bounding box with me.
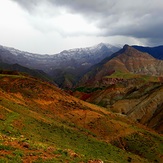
[0,73,162,162]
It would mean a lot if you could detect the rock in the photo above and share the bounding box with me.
[66,149,80,158]
[127,157,132,162]
[47,146,55,151]
[22,142,30,148]
[20,135,24,138]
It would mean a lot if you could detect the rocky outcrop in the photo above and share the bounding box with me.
[75,80,163,133]
[102,77,126,85]
[127,86,163,132]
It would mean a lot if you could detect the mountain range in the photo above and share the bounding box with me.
[0,43,120,88]
[1,43,163,88]
[0,43,163,162]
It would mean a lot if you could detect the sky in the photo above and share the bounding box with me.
[0,0,163,54]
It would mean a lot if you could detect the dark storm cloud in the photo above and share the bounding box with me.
[12,0,112,15]
[12,0,40,11]
[12,0,163,45]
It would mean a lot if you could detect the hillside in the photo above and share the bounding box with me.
[72,45,163,133]
[73,79,163,134]
[0,62,53,83]
[0,72,162,162]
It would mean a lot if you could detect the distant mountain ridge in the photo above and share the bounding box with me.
[0,43,163,88]
[133,45,163,60]
[0,43,120,88]
[0,43,120,71]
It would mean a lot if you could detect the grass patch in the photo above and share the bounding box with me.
[3,155,22,163]
[112,131,163,162]
[0,110,20,136]
[105,71,159,82]
[0,144,15,150]
[33,158,58,163]
[13,150,24,157]
[0,158,7,163]
[75,87,104,93]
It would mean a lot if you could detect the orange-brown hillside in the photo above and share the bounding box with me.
[0,72,162,162]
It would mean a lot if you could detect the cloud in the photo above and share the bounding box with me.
[11,0,163,45]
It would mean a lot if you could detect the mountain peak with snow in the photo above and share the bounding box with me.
[0,43,121,88]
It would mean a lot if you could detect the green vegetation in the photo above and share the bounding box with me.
[13,150,24,157]
[0,144,15,151]
[0,98,147,162]
[105,71,137,79]
[0,110,20,136]
[105,71,159,82]
[112,131,163,163]
[75,87,104,93]
[0,156,22,163]
[0,73,162,162]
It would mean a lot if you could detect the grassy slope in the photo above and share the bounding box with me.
[0,74,162,163]
[105,71,160,81]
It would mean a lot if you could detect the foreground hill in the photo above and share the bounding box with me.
[0,72,162,162]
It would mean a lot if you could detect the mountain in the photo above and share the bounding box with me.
[0,43,120,88]
[133,45,163,60]
[0,72,162,162]
[78,45,163,87]
[72,45,163,133]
